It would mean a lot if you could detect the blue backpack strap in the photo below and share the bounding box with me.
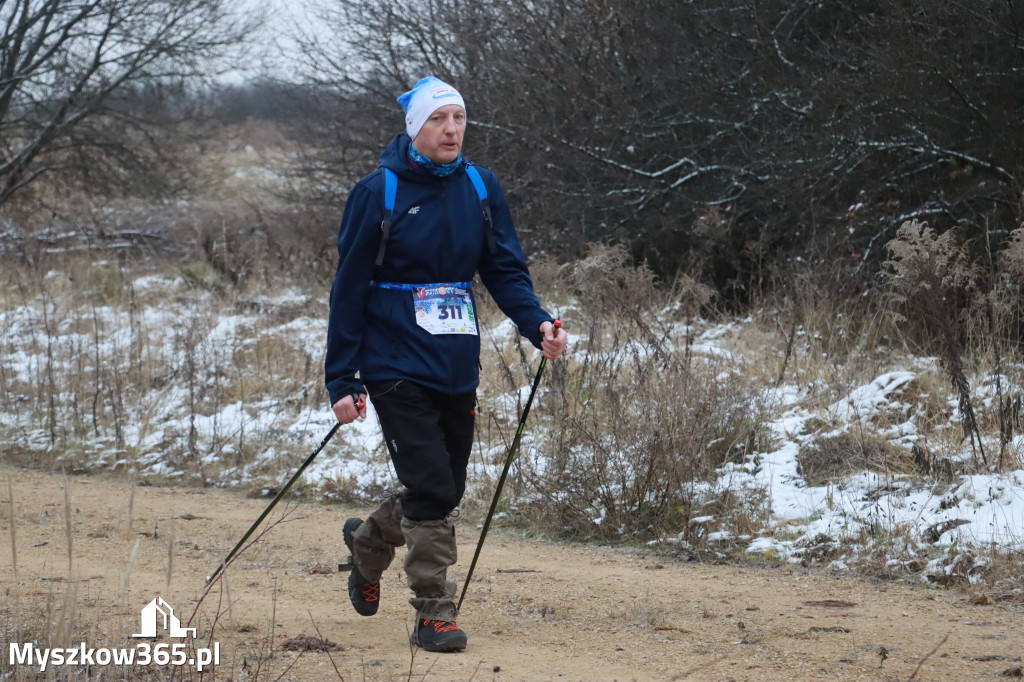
[465,164,488,201]
[383,167,398,210]
[376,165,495,268]
[466,164,497,257]
[376,168,397,267]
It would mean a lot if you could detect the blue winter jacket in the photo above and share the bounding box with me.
[324,133,553,404]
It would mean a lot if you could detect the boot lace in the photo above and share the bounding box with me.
[423,619,461,633]
[361,582,380,602]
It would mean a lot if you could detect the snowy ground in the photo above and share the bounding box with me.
[716,371,1024,583]
[2,271,1023,590]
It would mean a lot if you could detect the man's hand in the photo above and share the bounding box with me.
[539,320,568,360]
[332,393,367,424]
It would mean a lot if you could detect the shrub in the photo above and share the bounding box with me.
[504,245,768,541]
[883,220,988,466]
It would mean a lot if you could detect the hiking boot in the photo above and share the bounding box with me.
[410,619,467,652]
[343,518,380,616]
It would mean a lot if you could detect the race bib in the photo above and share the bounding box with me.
[413,285,478,335]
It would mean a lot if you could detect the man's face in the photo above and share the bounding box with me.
[412,104,466,165]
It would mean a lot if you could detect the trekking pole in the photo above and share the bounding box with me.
[206,398,362,584]
[458,320,561,611]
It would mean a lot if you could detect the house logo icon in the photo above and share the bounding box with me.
[132,597,197,638]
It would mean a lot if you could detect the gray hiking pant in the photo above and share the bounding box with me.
[351,493,460,621]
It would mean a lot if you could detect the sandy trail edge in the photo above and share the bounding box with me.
[1,465,1021,681]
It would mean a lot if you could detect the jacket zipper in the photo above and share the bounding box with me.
[441,177,450,233]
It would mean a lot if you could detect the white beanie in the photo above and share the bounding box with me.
[396,76,466,140]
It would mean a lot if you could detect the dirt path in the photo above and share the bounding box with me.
[1,465,1021,681]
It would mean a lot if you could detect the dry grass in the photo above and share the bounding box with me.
[0,243,332,490]
[5,227,1021,561]
[471,245,771,544]
[0,498,344,682]
[4,131,1024,614]
[797,431,917,487]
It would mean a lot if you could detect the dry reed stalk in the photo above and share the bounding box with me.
[7,476,16,583]
[127,469,136,533]
[69,581,79,649]
[121,538,141,611]
[55,581,79,650]
[4,476,21,679]
[270,577,278,658]
[55,586,69,649]
[166,518,175,590]
[62,472,72,578]
[45,586,54,646]
[223,570,234,623]
[907,632,951,680]
[6,562,22,680]
[309,615,346,680]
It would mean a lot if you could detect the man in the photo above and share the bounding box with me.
[325,75,567,652]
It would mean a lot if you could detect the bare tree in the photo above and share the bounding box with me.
[0,0,262,208]
[292,0,1023,294]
